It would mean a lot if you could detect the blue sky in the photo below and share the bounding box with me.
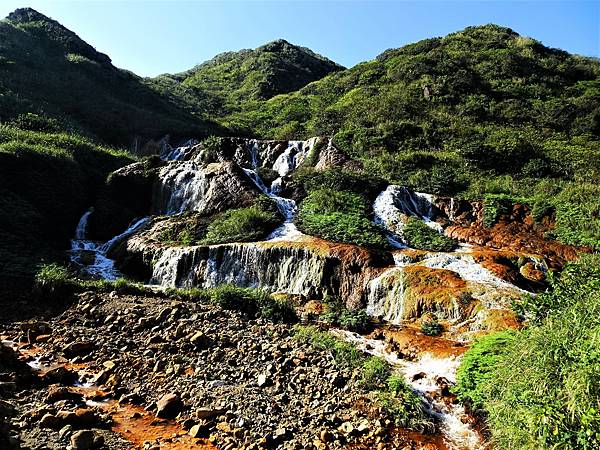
[1,1,598,76]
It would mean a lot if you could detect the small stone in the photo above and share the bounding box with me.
[63,341,94,358]
[195,407,226,420]
[320,429,333,442]
[257,373,269,387]
[59,424,73,439]
[338,421,354,435]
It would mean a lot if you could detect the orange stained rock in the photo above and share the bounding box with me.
[7,339,217,450]
[375,325,467,359]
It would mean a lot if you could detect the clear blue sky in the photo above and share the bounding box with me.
[1,1,598,76]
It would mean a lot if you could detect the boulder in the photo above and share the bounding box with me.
[156,393,184,419]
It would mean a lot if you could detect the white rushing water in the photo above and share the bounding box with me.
[241,140,317,241]
[70,210,149,280]
[374,185,443,248]
[159,139,199,161]
[334,330,485,450]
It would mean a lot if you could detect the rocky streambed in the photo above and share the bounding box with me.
[0,290,446,450]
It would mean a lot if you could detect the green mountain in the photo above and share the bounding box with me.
[231,25,600,249]
[0,8,218,147]
[147,39,343,120]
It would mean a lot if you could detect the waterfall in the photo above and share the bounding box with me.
[150,243,328,297]
[155,160,210,214]
[70,211,149,281]
[366,267,408,324]
[74,208,93,240]
[333,330,485,450]
[160,139,199,161]
[272,138,318,176]
[241,140,316,241]
[373,185,443,247]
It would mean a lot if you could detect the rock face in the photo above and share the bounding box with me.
[89,159,162,241]
[154,160,260,215]
[115,227,392,308]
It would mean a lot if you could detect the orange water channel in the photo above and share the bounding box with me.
[1,337,217,450]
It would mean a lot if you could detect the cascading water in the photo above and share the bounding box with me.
[374,185,443,247]
[70,210,149,280]
[240,140,318,241]
[159,139,199,161]
[334,330,485,450]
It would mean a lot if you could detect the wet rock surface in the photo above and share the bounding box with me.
[0,290,427,449]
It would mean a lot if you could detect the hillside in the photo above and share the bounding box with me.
[232,24,600,249]
[0,8,219,147]
[147,39,343,120]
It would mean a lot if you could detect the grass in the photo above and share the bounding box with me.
[455,255,600,449]
[0,125,133,282]
[320,296,371,333]
[296,188,387,248]
[202,199,282,245]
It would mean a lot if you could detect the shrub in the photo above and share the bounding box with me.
[362,357,391,389]
[482,194,515,228]
[420,319,444,336]
[203,200,281,245]
[296,189,387,247]
[456,256,600,449]
[379,376,430,429]
[454,331,515,409]
[402,217,456,252]
[293,325,365,370]
[320,296,371,332]
[35,263,72,291]
[208,285,297,323]
[296,167,386,200]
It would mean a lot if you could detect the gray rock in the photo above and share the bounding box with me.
[156,393,184,419]
[70,429,95,449]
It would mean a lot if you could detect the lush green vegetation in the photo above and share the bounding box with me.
[202,197,282,245]
[0,8,217,146]
[296,188,387,247]
[0,125,132,282]
[402,217,457,251]
[319,296,371,332]
[295,167,387,201]
[455,255,600,449]
[454,331,516,409]
[35,263,297,323]
[148,39,342,121]
[155,196,283,246]
[420,318,444,336]
[293,325,430,429]
[222,24,600,249]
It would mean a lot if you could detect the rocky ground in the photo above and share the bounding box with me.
[0,290,435,450]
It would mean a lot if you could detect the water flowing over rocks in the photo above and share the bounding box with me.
[154,160,261,215]
[374,186,443,247]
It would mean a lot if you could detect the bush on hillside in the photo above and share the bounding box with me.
[296,188,387,247]
[455,255,600,449]
[202,197,282,244]
[403,217,456,252]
